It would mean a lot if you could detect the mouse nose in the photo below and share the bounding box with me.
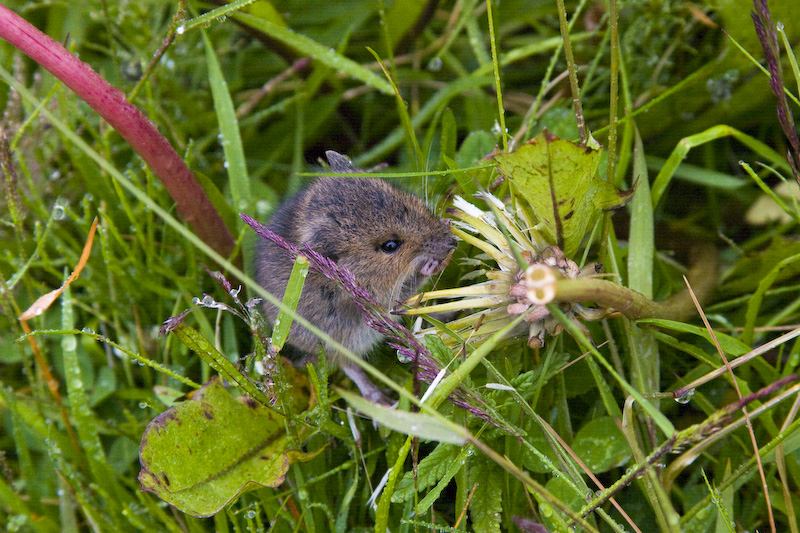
[420,237,455,276]
[419,251,453,276]
[427,231,456,255]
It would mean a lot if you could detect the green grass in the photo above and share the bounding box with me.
[1,0,800,531]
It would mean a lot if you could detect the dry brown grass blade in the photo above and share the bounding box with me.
[17,217,98,462]
[19,218,98,320]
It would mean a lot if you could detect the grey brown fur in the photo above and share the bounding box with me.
[255,151,455,402]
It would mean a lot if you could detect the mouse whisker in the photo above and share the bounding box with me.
[388,260,417,309]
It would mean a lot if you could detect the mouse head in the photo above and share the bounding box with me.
[298,153,456,307]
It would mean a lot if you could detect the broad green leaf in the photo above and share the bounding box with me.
[138,378,321,517]
[520,422,560,474]
[450,130,497,196]
[440,108,457,168]
[571,417,630,473]
[494,131,632,256]
[455,130,497,168]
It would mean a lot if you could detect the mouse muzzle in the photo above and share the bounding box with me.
[417,237,456,276]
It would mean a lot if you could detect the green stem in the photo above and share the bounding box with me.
[555,246,719,321]
[555,0,586,143]
[485,0,508,152]
[606,0,619,181]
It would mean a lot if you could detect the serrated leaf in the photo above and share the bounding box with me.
[392,443,456,502]
[571,417,630,473]
[425,333,455,365]
[494,131,632,256]
[138,378,320,517]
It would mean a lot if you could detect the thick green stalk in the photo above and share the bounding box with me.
[555,247,719,322]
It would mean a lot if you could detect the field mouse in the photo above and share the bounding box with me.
[255,151,456,403]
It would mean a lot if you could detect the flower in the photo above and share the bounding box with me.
[397,192,611,348]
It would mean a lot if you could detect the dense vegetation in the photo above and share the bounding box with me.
[1,0,799,531]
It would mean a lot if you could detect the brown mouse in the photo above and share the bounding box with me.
[255,151,456,403]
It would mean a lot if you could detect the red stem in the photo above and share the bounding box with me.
[0,5,235,258]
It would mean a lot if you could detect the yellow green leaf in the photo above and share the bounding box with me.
[138,378,321,517]
[494,131,633,256]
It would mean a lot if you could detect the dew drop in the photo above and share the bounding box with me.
[674,389,695,404]
[396,349,413,364]
[52,204,66,221]
[62,336,77,351]
[427,57,443,72]
[256,199,270,215]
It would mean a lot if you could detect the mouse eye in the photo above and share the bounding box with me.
[379,239,401,253]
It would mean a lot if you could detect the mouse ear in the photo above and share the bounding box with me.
[325,150,361,174]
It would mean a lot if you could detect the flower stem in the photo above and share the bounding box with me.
[555,246,719,321]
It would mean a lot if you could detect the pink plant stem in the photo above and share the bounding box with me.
[0,5,235,258]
